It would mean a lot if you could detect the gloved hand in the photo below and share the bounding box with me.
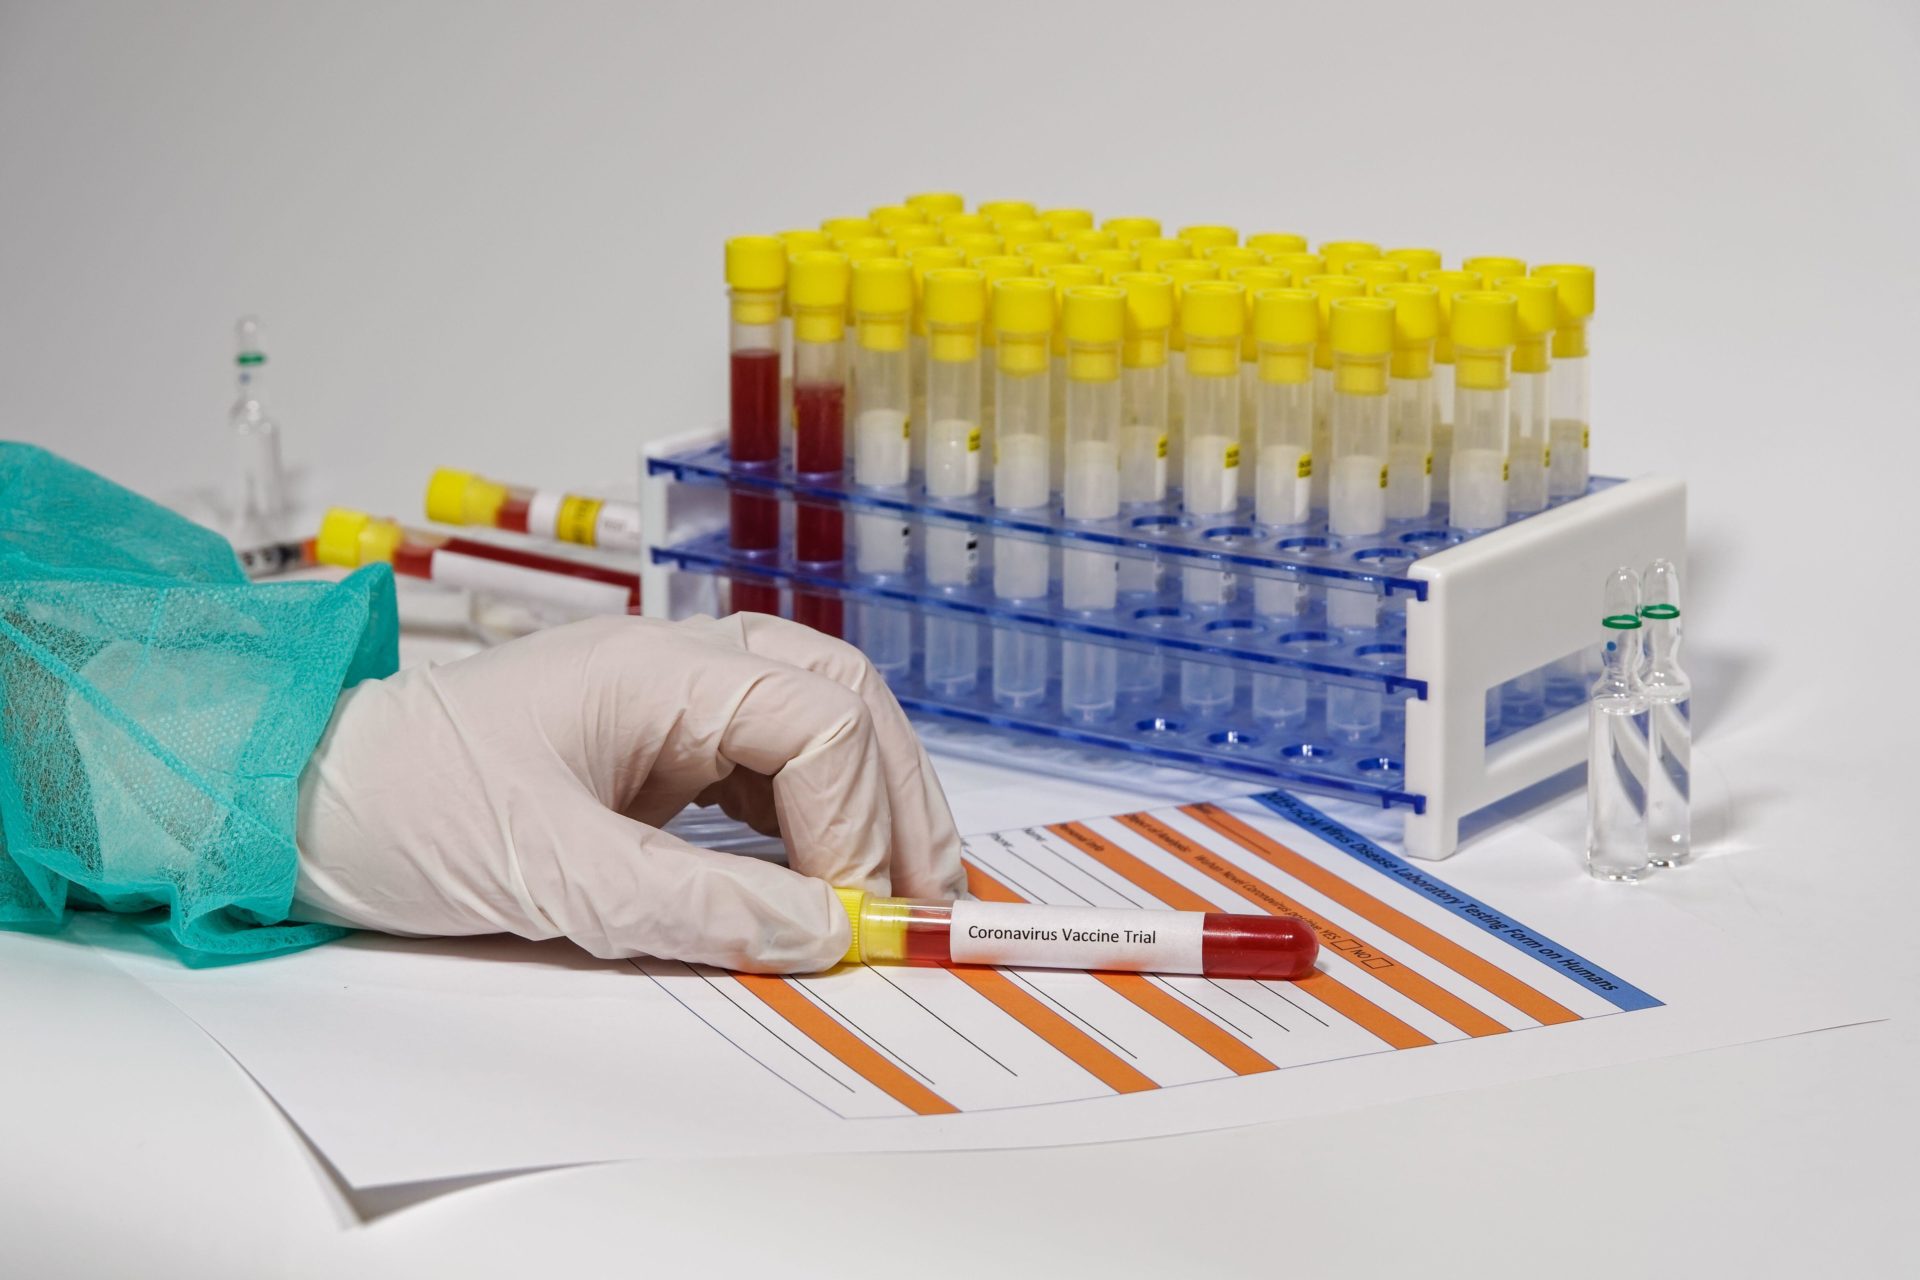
[292,612,967,972]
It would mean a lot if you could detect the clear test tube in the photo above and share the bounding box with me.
[850,256,915,677]
[972,255,1032,471]
[1164,259,1222,492]
[1247,232,1309,256]
[1041,207,1096,236]
[789,250,852,637]
[839,237,897,452]
[906,191,966,219]
[1081,248,1139,281]
[1113,271,1174,644]
[1102,216,1162,248]
[1324,296,1396,739]
[228,316,286,539]
[1534,264,1596,499]
[907,245,966,477]
[724,235,786,616]
[1320,240,1382,277]
[1303,275,1366,512]
[1376,282,1440,522]
[1179,224,1238,254]
[1060,285,1127,724]
[1500,275,1559,516]
[1177,281,1247,718]
[920,268,989,697]
[1422,268,1482,504]
[1227,265,1289,446]
[991,277,1057,711]
[1448,291,1518,532]
[1040,263,1103,483]
[1249,288,1318,729]
[1384,247,1442,278]
[425,468,643,553]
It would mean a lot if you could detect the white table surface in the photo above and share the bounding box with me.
[3,2,1915,1274]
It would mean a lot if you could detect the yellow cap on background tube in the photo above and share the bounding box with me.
[949,231,1004,261]
[1421,268,1483,363]
[1253,287,1318,384]
[1103,216,1162,246]
[906,192,965,217]
[1377,282,1441,379]
[834,887,867,965]
[725,235,786,324]
[938,212,993,240]
[1304,274,1366,369]
[1179,224,1238,252]
[1205,244,1264,271]
[1081,248,1138,280]
[853,257,913,352]
[1463,255,1526,284]
[1248,231,1309,256]
[1266,250,1325,281]
[1181,281,1245,376]
[978,200,1039,227]
[993,277,1055,374]
[425,467,506,527]
[973,256,1032,347]
[889,224,942,254]
[1067,228,1117,254]
[789,250,850,343]
[1330,296,1394,394]
[908,246,966,336]
[1041,263,1103,356]
[315,508,403,569]
[1063,285,1125,380]
[1135,238,1192,273]
[869,204,927,230]
[1041,208,1095,234]
[1385,247,1443,276]
[1450,290,1518,391]
[1532,264,1596,358]
[1227,266,1288,359]
[1165,259,1222,352]
[1351,259,1409,292]
[820,216,878,242]
[776,229,831,254]
[1319,240,1382,277]
[1000,219,1052,252]
[923,267,987,363]
[1498,275,1560,374]
[1017,241,1076,270]
[1114,271,1174,368]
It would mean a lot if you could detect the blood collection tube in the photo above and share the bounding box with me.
[1060,285,1126,724]
[850,256,915,678]
[1102,216,1162,248]
[1247,232,1308,256]
[777,229,833,441]
[1447,291,1519,532]
[1178,281,1246,718]
[314,509,639,613]
[1377,282,1440,522]
[834,888,1319,980]
[425,468,642,553]
[789,250,851,636]
[1533,263,1595,499]
[840,237,898,434]
[1320,240,1381,277]
[1304,274,1366,512]
[1500,274,1559,516]
[725,236,786,616]
[1250,287,1318,730]
[990,277,1056,711]
[1422,267,1482,505]
[921,267,988,697]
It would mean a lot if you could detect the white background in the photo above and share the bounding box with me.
[2,1,1917,1275]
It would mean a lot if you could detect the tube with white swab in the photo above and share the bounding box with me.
[1176,280,1246,718]
[1377,282,1439,522]
[1249,287,1318,728]
[1447,290,1518,533]
[920,266,989,696]
[1059,284,1126,724]
[850,255,915,677]
[990,277,1057,711]
[1500,274,1559,518]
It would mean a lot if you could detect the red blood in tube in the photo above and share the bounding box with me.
[393,543,435,581]
[495,495,531,534]
[792,383,845,475]
[792,590,844,637]
[731,578,780,616]
[1200,912,1319,980]
[392,537,641,607]
[729,349,782,564]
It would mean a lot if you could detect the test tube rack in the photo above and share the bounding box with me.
[641,426,1684,860]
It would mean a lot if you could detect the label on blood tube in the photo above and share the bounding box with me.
[525,490,643,551]
[948,901,1205,973]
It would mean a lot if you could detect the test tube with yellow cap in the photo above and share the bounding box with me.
[1248,232,1309,256]
[1227,265,1288,443]
[1320,241,1381,277]
[869,204,927,233]
[1000,219,1052,254]
[1448,290,1519,532]
[1500,275,1560,515]
[1533,264,1595,498]
[921,267,989,697]
[1067,228,1117,255]
[1135,237,1192,274]
[840,237,897,441]
[1018,241,1077,272]
[907,245,966,476]
[1178,280,1247,717]
[1422,267,1482,503]
[978,200,1038,228]
[889,224,943,256]
[1249,287,1319,729]
[938,212,993,241]
[1327,296,1394,542]
[948,231,1004,262]
[1304,275,1366,511]
[1114,271,1174,613]
[1350,259,1408,293]
[1164,258,1221,489]
[425,468,642,553]
[821,215,878,244]
[1205,245,1264,273]
[789,250,851,636]
[1463,255,1526,284]
[991,277,1057,711]
[1377,282,1440,521]
[906,192,965,219]
[1385,247,1442,278]
[1102,216,1162,247]
[1266,250,1325,281]
[972,255,1031,459]
[849,256,916,676]
[1040,262,1103,481]
[1080,248,1138,280]
[1041,208,1095,236]
[1060,285,1127,723]
[1179,224,1238,253]
[724,235,785,615]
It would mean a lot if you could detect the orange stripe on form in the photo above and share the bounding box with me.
[964,861,1277,1077]
[1182,804,1581,1027]
[1049,822,1434,1051]
[1116,813,1508,1040]
[732,975,959,1116]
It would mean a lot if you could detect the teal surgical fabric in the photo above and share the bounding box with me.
[0,444,397,960]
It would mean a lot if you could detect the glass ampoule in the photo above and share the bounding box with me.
[1640,558,1692,867]
[229,316,287,539]
[1587,566,1652,883]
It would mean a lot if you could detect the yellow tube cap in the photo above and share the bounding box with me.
[1115,271,1174,332]
[1267,251,1326,280]
[949,231,1004,261]
[889,224,942,254]
[1017,241,1076,269]
[1320,240,1382,276]
[978,200,1038,226]
[1351,259,1409,291]
[1000,219,1052,250]
[1385,247,1443,276]
[1181,281,1246,339]
[906,192,965,217]
[1041,207,1095,234]
[834,887,867,965]
[1067,228,1117,254]
[1164,259,1220,287]
[789,250,851,308]
[938,212,992,240]
[1451,290,1518,348]
[1064,285,1125,343]
[1102,216,1162,246]
[1330,296,1395,357]
[1136,238,1192,272]
[1179,224,1238,251]
[820,216,877,242]
[315,507,402,569]
[1080,248,1138,280]
[1463,255,1526,283]
[1532,263,1596,320]
[1248,231,1309,256]
[776,229,831,254]
[725,235,786,290]
[853,257,912,314]
[993,276,1056,336]
[1205,245,1265,271]
[838,236,894,267]
[1378,282,1441,343]
[1254,287,1319,345]
[425,467,507,526]
[923,267,986,326]
[1499,275,1560,340]
[869,204,927,230]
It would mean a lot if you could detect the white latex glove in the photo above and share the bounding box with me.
[293,613,967,972]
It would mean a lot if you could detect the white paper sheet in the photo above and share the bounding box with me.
[87,792,1880,1190]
